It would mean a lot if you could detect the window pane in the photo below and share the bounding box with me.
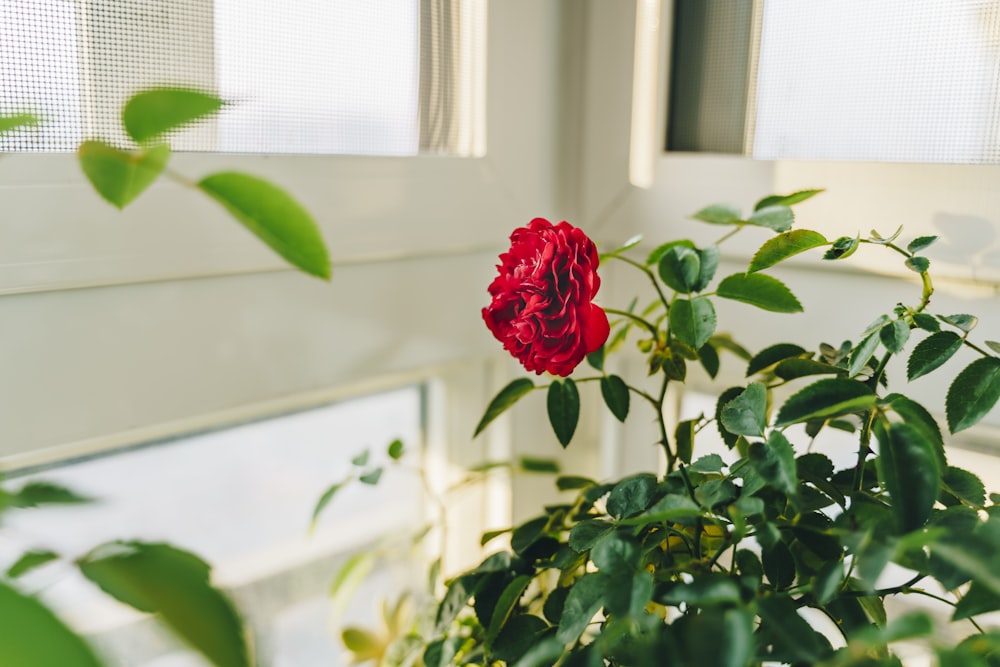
[1,386,424,665]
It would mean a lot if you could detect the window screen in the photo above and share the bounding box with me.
[668,0,1000,165]
[0,0,484,156]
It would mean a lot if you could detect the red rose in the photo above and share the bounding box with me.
[482,218,610,377]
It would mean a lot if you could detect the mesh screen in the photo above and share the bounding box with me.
[752,0,1000,164]
[1,0,479,155]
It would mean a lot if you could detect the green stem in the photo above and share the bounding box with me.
[604,307,659,338]
[163,167,198,189]
[961,338,995,358]
[657,373,675,473]
[715,225,744,245]
[609,254,672,313]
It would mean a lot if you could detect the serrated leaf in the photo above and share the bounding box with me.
[717,273,803,313]
[0,112,38,135]
[905,256,930,273]
[720,382,767,437]
[749,431,799,500]
[675,419,696,465]
[669,296,716,349]
[774,358,844,380]
[941,466,986,508]
[884,393,946,470]
[6,550,59,579]
[475,378,535,437]
[123,87,224,144]
[849,331,881,378]
[748,230,828,273]
[485,575,532,649]
[912,313,940,332]
[0,580,103,667]
[715,387,745,448]
[941,313,978,333]
[658,245,701,293]
[692,203,741,225]
[746,343,808,376]
[754,189,824,210]
[198,172,330,279]
[908,331,962,381]
[79,541,250,667]
[547,379,580,447]
[78,141,170,209]
[776,378,875,426]
[823,234,860,260]
[600,375,630,422]
[387,439,404,460]
[745,205,794,232]
[947,357,1000,432]
[875,421,941,532]
[879,320,910,354]
[908,236,939,254]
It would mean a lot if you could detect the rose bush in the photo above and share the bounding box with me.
[482,218,609,377]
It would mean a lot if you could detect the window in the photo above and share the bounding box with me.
[0,0,485,156]
[667,0,1000,164]
[1,387,424,666]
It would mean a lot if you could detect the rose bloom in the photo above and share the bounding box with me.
[482,218,610,376]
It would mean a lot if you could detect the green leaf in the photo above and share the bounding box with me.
[359,468,383,485]
[0,580,103,667]
[78,141,170,209]
[905,256,930,273]
[715,386,745,448]
[749,431,799,500]
[387,439,405,460]
[556,573,606,644]
[875,421,941,532]
[604,234,642,256]
[79,541,250,667]
[823,234,860,260]
[586,346,605,372]
[748,230,828,273]
[485,575,533,649]
[0,112,38,135]
[947,357,1000,432]
[547,379,580,448]
[328,552,375,617]
[754,189,824,210]
[8,481,92,508]
[492,615,548,664]
[848,331,881,378]
[676,607,754,667]
[123,87,225,144]
[436,573,485,632]
[941,466,987,508]
[658,245,701,293]
[907,236,939,254]
[600,375,630,422]
[606,474,657,519]
[698,342,720,378]
[757,594,831,663]
[341,627,383,661]
[912,313,940,332]
[646,239,695,266]
[351,450,370,467]
[694,245,721,291]
[198,172,331,279]
[568,520,614,552]
[692,203,741,225]
[746,343,807,376]
[518,456,560,473]
[717,273,803,313]
[310,480,347,529]
[813,560,844,605]
[669,296,716,349]
[774,358,844,380]
[556,475,598,490]
[908,331,962,381]
[879,320,910,354]
[424,637,465,667]
[675,418,696,465]
[474,378,536,437]
[869,225,903,245]
[884,393,946,470]
[941,313,979,333]
[986,340,1000,355]
[775,378,876,426]
[745,205,794,232]
[720,382,767,437]
[953,581,1000,620]
[6,550,60,579]
[590,533,641,572]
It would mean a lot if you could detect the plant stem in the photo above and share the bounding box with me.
[604,308,659,338]
[657,373,675,473]
[715,225,744,245]
[609,255,672,314]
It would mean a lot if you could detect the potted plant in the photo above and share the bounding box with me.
[349,190,1000,666]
